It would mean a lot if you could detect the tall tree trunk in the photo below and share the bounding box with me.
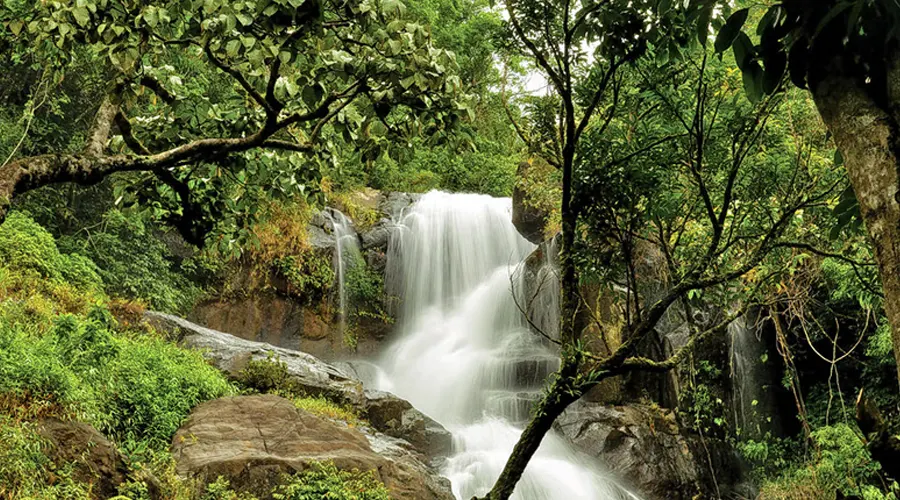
[476,357,588,500]
[811,52,900,387]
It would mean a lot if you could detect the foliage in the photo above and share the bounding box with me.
[290,396,362,427]
[0,310,235,449]
[0,417,92,500]
[758,424,893,500]
[54,209,207,313]
[678,360,729,438]
[0,212,102,291]
[235,353,299,394]
[1,0,471,247]
[236,355,362,425]
[272,462,391,500]
[203,477,259,500]
[714,1,900,103]
[274,253,335,304]
[201,462,392,500]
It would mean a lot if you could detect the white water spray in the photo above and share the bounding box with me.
[372,191,637,500]
[326,209,362,332]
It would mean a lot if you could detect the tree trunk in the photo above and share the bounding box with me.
[810,52,900,387]
[476,360,586,500]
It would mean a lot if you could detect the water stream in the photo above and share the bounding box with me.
[326,209,362,335]
[366,191,636,500]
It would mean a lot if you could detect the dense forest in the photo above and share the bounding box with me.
[1,0,900,499]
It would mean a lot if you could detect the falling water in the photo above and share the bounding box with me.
[373,191,636,500]
[326,209,362,332]
[728,314,778,441]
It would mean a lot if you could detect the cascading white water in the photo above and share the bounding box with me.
[728,314,779,441]
[326,209,362,332]
[373,191,637,500]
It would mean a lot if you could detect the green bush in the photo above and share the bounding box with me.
[272,462,391,500]
[0,307,235,449]
[236,355,361,425]
[202,464,392,500]
[58,210,205,313]
[236,353,298,394]
[759,424,891,499]
[0,417,91,500]
[0,212,62,279]
[273,252,334,303]
[0,212,101,291]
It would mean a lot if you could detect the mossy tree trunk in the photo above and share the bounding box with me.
[810,51,900,387]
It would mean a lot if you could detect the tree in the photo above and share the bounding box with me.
[710,0,900,387]
[0,0,469,245]
[478,1,850,498]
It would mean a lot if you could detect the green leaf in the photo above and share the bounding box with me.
[7,20,24,36]
[732,32,754,71]
[657,0,672,15]
[834,149,844,167]
[696,5,713,46]
[714,8,749,53]
[226,39,241,57]
[72,6,90,27]
[756,6,782,37]
[742,61,764,103]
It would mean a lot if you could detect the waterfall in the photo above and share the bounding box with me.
[373,191,637,500]
[326,209,362,332]
[728,314,779,440]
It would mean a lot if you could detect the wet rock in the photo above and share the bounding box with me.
[38,418,161,499]
[554,401,749,500]
[512,161,550,244]
[363,390,452,459]
[379,191,421,217]
[146,312,451,460]
[145,311,365,407]
[307,224,335,250]
[171,395,454,500]
[360,220,393,251]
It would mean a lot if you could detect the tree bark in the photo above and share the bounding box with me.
[475,359,587,500]
[810,51,900,387]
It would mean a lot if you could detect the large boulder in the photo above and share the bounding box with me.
[145,311,366,408]
[145,312,450,460]
[171,395,454,500]
[363,390,452,459]
[553,401,750,500]
[38,418,160,499]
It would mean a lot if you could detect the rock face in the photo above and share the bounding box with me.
[188,190,419,360]
[554,401,749,500]
[363,390,452,459]
[172,395,454,500]
[512,161,550,244]
[146,311,366,407]
[145,312,450,460]
[38,418,159,499]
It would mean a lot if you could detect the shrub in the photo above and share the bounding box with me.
[272,462,391,500]
[273,252,334,303]
[758,424,891,500]
[0,307,235,450]
[0,417,92,500]
[236,353,297,394]
[0,212,102,293]
[58,210,204,313]
[236,355,362,425]
[0,212,63,280]
[203,465,393,500]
